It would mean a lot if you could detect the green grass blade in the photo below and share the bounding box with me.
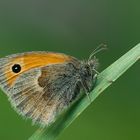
[29,43,140,140]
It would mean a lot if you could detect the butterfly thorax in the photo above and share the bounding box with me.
[79,57,99,93]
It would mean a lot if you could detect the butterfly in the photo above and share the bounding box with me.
[0,46,105,126]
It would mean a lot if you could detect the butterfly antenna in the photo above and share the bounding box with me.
[88,44,108,61]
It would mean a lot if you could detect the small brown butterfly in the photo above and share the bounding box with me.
[0,46,105,126]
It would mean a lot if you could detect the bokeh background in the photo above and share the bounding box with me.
[0,0,140,140]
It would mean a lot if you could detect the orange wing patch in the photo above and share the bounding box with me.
[4,52,73,86]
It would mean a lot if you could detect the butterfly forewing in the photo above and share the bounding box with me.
[0,52,82,126]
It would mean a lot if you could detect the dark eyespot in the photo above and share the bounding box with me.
[12,64,21,73]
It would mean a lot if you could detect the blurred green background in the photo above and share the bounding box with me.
[0,0,140,140]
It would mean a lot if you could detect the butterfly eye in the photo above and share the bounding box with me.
[12,64,22,73]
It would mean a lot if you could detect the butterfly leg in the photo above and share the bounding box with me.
[79,80,91,103]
